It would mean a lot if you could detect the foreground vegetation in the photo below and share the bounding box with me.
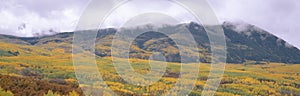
[0,54,299,96]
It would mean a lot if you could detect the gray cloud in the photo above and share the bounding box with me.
[208,0,300,48]
[0,0,299,48]
[0,0,86,37]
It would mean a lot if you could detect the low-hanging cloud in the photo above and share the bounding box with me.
[0,0,299,48]
[0,0,84,37]
[209,0,300,48]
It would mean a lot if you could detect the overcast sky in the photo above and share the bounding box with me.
[0,0,299,48]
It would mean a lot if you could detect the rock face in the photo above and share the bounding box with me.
[0,22,299,64]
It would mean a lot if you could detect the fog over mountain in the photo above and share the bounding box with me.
[0,0,299,48]
[0,22,299,64]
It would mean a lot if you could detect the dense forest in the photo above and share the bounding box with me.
[0,54,299,95]
[0,22,299,95]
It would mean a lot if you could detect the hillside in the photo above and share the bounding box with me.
[0,56,300,95]
[0,21,300,95]
[0,22,299,63]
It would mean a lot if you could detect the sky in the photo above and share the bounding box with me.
[0,0,299,48]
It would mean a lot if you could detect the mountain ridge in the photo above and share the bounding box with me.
[0,22,299,63]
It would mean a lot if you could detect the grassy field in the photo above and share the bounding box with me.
[0,54,300,96]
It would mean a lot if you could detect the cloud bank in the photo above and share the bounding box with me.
[0,0,84,37]
[0,0,299,48]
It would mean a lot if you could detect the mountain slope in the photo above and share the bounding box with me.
[222,22,300,63]
[0,22,299,63]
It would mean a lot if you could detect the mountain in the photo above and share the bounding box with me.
[0,22,299,64]
[222,22,300,63]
